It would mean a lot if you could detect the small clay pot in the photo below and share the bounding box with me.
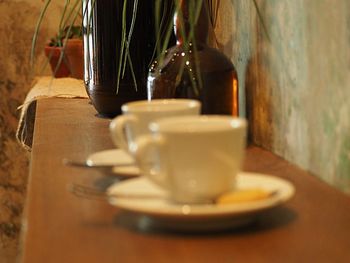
[64,39,84,79]
[44,46,71,78]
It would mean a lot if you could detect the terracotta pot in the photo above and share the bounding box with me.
[64,39,84,79]
[44,46,71,78]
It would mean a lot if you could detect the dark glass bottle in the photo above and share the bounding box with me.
[148,0,239,115]
[82,0,174,117]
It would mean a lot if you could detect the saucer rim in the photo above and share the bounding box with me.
[107,172,295,220]
[87,149,140,176]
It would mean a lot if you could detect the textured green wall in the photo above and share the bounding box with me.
[216,0,350,193]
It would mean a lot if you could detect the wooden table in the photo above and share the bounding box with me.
[20,98,350,263]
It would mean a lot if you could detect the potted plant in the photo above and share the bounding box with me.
[45,25,83,79]
[82,0,175,116]
[32,0,266,116]
[32,0,83,79]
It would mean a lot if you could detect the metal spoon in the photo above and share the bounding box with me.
[69,183,164,201]
[63,158,136,170]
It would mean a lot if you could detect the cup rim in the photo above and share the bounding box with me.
[121,99,201,113]
[149,115,247,134]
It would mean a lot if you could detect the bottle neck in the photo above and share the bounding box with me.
[174,0,209,45]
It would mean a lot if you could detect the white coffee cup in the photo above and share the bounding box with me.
[132,115,247,204]
[109,99,201,153]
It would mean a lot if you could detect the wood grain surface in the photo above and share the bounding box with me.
[19,98,350,263]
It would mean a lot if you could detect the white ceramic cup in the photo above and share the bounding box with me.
[132,115,247,204]
[109,99,201,153]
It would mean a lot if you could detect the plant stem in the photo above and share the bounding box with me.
[31,0,52,68]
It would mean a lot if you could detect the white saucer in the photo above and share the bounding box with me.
[87,149,140,176]
[107,172,295,231]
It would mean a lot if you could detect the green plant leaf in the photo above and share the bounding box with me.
[31,0,52,69]
[122,0,139,79]
[53,0,81,76]
[116,0,128,93]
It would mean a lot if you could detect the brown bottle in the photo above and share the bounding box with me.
[147,0,239,115]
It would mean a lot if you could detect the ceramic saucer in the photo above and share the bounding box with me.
[87,149,140,176]
[107,172,295,231]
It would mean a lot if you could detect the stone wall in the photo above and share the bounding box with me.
[216,0,350,193]
[0,1,63,262]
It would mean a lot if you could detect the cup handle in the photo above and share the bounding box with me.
[109,115,138,152]
[133,134,170,190]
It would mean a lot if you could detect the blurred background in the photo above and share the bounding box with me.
[0,0,349,262]
[0,0,64,261]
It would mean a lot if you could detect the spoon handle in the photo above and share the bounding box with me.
[63,159,135,169]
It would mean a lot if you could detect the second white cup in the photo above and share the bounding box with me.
[109,99,201,153]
